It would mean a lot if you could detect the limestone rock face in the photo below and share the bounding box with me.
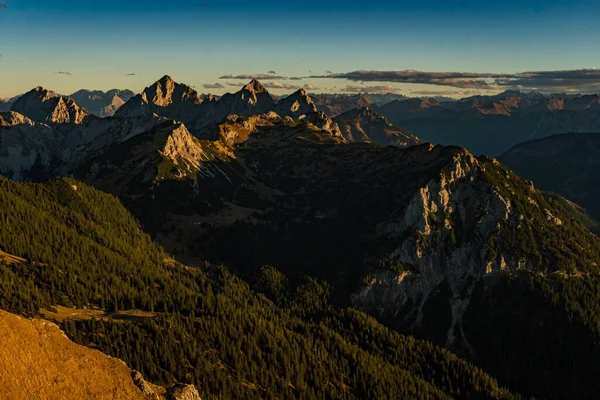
[213,79,275,120]
[350,151,535,354]
[0,110,165,180]
[11,87,90,124]
[0,309,148,399]
[274,89,318,118]
[116,76,202,124]
[334,107,421,148]
[168,385,202,400]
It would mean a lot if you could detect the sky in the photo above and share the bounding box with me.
[1,0,600,98]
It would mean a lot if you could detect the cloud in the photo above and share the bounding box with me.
[203,82,225,89]
[303,84,320,91]
[126,73,138,76]
[311,70,505,90]
[309,68,600,93]
[55,71,72,76]
[498,68,600,93]
[226,82,246,87]
[288,77,303,81]
[267,70,277,74]
[0,3,7,8]
[219,73,286,80]
[262,82,300,90]
[409,89,480,97]
[340,84,399,93]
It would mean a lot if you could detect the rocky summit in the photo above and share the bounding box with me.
[334,107,421,147]
[11,87,91,125]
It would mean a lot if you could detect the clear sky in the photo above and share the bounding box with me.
[1,0,600,98]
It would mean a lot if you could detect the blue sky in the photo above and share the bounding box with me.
[1,0,600,97]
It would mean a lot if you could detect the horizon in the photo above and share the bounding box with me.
[1,0,600,98]
[5,75,596,104]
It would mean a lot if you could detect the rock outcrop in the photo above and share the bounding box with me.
[116,76,202,123]
[334,107,421,148]
[274,89,318,118]
[0,309,154,399]
[0,111,165,180]
[11,87,90,124]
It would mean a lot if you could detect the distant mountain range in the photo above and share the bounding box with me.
[4,85,600,157]
[499,132,600,220]
[375,90,600,156]
[70,89,135,117]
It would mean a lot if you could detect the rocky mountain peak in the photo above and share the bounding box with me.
[420,98,440,108]
[11,87,90,124]
[334,107,420,148]
[0,111,37,127]
[243,79,267,93]
[274,88,318,118]
[158,75,175,85]
[203,93,216,103]
[147,76,201,107]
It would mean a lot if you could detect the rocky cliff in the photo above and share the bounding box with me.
[334,107,421,147]
[11,87,90,124]
[0,309,200,400]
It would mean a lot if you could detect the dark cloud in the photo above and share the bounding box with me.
[262,82,299,90]
[340,84,399,94]
[203,82,225,89]
[310,68,600,93]
[267,70,277,74]
[219,73,286,80]
[126,73,138,76]
[311,70,505,90]
[497,68,600,92]
[55,71,72,76]
[288,77,303,81]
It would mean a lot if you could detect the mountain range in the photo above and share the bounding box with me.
[70,89,135,117]
[375,90,600,156]
[2,75,600,399]
[499,132,600,220]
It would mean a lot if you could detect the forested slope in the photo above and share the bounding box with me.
[0,176,516,399]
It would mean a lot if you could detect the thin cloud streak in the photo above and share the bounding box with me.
[309,68,600,92]
[340,84,399,93]
[203,82,225,89]
[262,82,299,90]
[219,73,287,80]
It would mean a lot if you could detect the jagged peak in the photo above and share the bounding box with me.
[338,107,385,120]
[26,86,57,99]
[243,79,267,93]
[293,88,308,97]
[158,75,175,85]
[0,110,37,127]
